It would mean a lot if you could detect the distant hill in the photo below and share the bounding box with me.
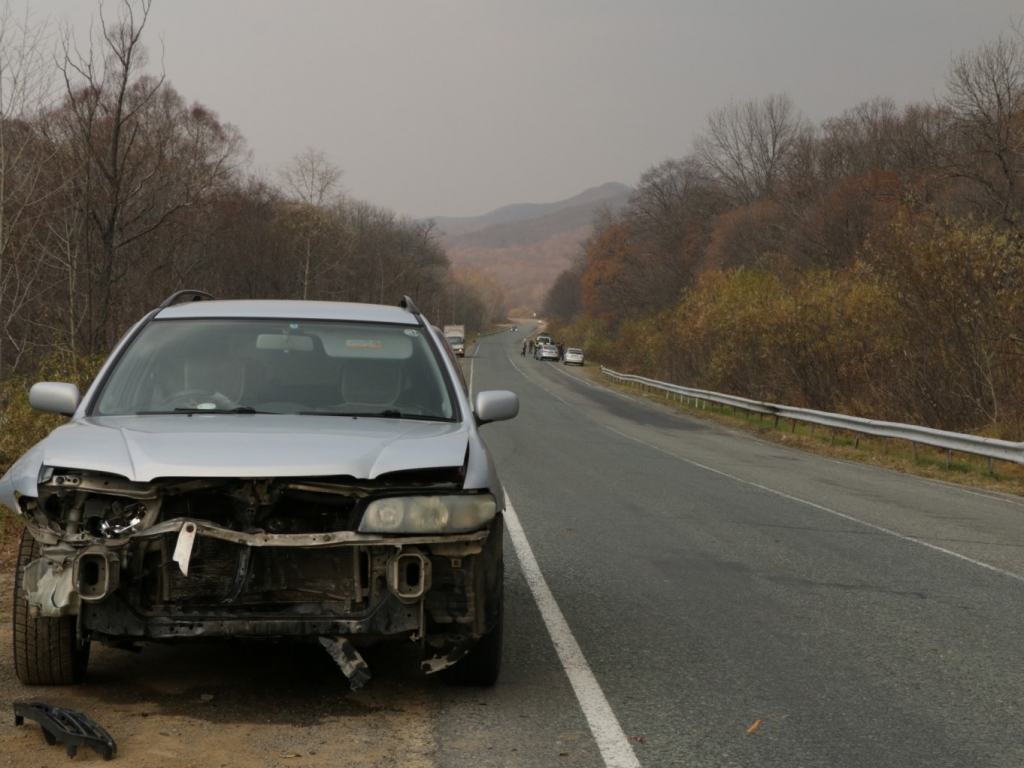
[434,182,631,313]
[432,182,631,235]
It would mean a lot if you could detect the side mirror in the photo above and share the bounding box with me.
[29,382,81,416]
[473,390,519,424]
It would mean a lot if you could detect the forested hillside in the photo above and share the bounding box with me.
[545,27,1024,439]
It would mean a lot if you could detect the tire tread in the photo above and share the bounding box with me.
[12,529,88,685]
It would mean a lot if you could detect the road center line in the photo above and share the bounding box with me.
[503,494,642,768]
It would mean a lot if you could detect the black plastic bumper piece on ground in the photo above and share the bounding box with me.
[14,702,117,760]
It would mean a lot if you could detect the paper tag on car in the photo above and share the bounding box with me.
[172,523,197,576]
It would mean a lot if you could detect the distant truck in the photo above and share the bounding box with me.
[444,324,466,357]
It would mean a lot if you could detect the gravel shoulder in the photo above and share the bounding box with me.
[0,572,436,768]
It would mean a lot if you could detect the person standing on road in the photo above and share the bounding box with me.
[521,339,527,356]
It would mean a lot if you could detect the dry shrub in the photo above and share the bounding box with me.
[866,214,1024,433]
[662,269,786,399]
[771,269,898,414]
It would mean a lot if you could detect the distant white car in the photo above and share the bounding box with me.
[563,348,584,366]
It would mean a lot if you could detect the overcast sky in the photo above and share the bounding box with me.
[32,1,1024,218]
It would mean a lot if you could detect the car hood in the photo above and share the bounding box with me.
[0,415,470,506]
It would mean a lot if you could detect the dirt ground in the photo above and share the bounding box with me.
[0,572,438,767]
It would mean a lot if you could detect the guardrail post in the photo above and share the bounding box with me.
[912,442,918,461]
[883,437,888,454]
[773,415,779,428]
[946,449,952,468]
[831,429,836,445]
[988,457,994,475]
[854,435,860,448]
[791,419,797,434]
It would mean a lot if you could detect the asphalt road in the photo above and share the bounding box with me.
[4,325,1024,766]
[463,324,1024,767]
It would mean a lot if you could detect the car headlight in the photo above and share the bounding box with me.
[358,494,497,534]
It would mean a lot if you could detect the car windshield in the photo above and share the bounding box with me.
[93,318,456,420]
[446,335,464,344]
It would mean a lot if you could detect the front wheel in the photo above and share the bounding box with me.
[444,521,504,687]
[12,529,90,685]
[442,589,503,686]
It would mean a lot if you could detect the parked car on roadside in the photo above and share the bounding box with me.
[563,348,584,366]
[2,291,519,689]
[537,344,560,361]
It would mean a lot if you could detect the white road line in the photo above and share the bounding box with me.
[503,494,642,768]
[469,356,475,396]
[501,342,1024,587]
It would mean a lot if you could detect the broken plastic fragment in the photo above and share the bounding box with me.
[319,636,371,691]
[14,702,117,761]
[420,634,473,674]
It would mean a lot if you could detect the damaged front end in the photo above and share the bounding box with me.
[17,466,503,687]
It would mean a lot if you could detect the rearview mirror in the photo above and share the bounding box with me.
[473,390,519,424]
[29,382,81,416]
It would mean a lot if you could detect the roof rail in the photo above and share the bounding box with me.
[158,290,216,310]
[399,295,421,315]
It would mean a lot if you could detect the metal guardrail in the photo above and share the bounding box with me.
[601,367,1024,469]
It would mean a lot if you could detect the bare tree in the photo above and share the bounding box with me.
[694,93,812,204]
[0,2,56,375]
[278,147,343,299]
[943,25,1024,225]
[279,146,343,208]
[50,0,245,351]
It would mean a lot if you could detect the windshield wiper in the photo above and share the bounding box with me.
[377,410,451,422]
[298,409,451,422]
[135,406,268,415]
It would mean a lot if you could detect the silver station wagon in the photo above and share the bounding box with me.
[2,292,518,689]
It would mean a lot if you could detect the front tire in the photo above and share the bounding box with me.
[12,529,90,685]
[443,520,504,687]
[443,588,503,687]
